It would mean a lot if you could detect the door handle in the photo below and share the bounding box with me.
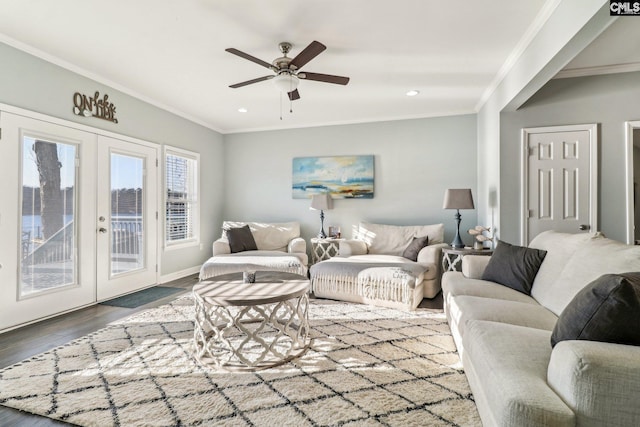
[579,224,590,231]
[99,227,108,233]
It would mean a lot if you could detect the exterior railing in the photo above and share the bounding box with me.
[23,216,143,264]
[111,216,143,255]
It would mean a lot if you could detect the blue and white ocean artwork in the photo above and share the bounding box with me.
[292,155,374,199]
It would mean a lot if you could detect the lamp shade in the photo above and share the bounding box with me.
[443,188,475,210]
[310,193,333,210]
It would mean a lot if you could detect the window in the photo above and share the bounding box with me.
[165,147,199,247]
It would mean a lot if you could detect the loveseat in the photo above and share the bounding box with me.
[310,222,447,310]
[443,230,640,426]
[199,221,308,280]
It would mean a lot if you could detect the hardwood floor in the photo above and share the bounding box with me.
[0,275,443,426]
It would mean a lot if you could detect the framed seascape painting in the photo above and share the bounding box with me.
[292,155,374,199]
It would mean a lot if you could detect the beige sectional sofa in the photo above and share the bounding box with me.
[443,231,640,426]
[311,222,447,310]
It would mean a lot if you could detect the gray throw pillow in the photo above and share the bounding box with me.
[402,236,429,261]
[481,240,547,295]
[226,225,258,253]
[551,272,640,348]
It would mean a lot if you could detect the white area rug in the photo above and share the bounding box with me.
[0,296,481,426]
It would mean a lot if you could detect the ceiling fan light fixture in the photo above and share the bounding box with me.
[272,73,299,92]
[406,89,420,97]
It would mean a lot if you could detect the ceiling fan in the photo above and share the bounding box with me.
[225,40,350,101]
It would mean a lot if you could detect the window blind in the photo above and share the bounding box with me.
[165,152,197,243]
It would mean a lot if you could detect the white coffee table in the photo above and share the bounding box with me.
[193,271,311,370]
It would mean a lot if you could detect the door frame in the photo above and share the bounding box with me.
[520,124,598,245]
[625,120,640,245]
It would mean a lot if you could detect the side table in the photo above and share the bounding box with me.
[310,237,343,264]
[442,246,493,272]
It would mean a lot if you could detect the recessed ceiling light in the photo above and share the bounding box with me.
[238,107,248,113]
[406,90,420,97]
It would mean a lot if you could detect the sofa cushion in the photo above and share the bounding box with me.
[226,225,258,253]
[442,272,540,305]
[529,231,602,311]
[542,237,640,316]
[463,321,575,426]
[551,272,640,347]
[402,236,429,261]
[356,222,444,256]
[451,296,558,338]
[481,240,547,295]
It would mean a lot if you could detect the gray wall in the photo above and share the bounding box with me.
[223,115,478,250]
[476,0,613,241]
[501,71,640,243]
[0,42,225,277]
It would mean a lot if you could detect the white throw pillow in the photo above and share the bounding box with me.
[530,230,602,306]
[542,238,640,316]
[357,222,444,256]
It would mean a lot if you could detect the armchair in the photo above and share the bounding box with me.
[199,221,308,281]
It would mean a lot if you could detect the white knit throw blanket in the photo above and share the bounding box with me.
[199,252,307,280]
[310,262,426,305]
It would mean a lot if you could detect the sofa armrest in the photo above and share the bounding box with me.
[548,340,640,425]
[288,237,307,254]
[212,238,231,256]
[461,255,491,279]
[417,243,448,265]
[339,239,368,257]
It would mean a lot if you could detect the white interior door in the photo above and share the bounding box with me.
[521,124,598,244]
[0,112,97,331]
[96,136,158,301]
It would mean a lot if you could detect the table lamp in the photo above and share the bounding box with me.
[443,188,475,249]
[310,193,333,238]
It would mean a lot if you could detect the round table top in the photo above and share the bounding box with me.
[193,271,310,306]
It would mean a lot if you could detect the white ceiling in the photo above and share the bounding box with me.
[0,0,616,134]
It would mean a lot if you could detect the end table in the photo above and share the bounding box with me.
[310,237,343,264]
[442,246,493,272]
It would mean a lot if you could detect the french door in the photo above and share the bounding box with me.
[96,136,158,300]
[0,112,158,331]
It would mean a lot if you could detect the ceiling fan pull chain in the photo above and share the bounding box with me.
[280,92,283,120]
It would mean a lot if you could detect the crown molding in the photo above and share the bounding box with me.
[474,0,563,111]
[553,62,640,79]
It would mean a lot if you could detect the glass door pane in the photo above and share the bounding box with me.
[110,153,145,275]
[20,137,77,296]
[96,136,157,302]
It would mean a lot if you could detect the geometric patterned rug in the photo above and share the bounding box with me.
[0,296,481,426]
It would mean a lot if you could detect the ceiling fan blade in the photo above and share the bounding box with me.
[288,89,300,101]
[300,72,350,85]
[229,75,272,88]
[289,41,326,70]
[225,48,273,69]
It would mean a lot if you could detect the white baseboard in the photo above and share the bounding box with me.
[160,266,200,284]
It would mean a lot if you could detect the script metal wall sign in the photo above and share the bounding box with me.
[72,91,118,123]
